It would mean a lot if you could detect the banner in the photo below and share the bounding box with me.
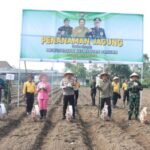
[20,10,143,64]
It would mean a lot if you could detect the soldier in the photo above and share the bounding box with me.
[56,18,73,37]
[72,18,89,38]
[86,17,106,39]
[60,70,75,119]
[97,72,112,120]
[128,73,143,120]
[0,78,5,103]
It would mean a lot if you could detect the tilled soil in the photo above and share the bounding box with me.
[0,87,150,150]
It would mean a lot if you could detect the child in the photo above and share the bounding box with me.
[37,74,51,119]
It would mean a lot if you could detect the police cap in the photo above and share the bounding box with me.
[64,18,70,22]
[93,17,102,22]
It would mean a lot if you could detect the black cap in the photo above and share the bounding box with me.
[93,17,102,22]
[64,18,70,22]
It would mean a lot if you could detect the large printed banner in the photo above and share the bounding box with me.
[20,10,143,64]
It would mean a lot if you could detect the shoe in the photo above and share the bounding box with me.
[128,117,131,120]
[26,112,31,115]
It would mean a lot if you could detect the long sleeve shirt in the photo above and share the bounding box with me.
[128,80,143,95]
[98,79,112,99]
[73,81,80,91]
[23,81,36,94]
[90,82,97,93]
[112,81,120,93]
[60,77,74,95]
[36,81,51,100]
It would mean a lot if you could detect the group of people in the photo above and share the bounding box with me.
[57,17,106,38]
[22,70,143,122]
[23,71,80,120]
[90,72,143,121]
[23,74,51,120]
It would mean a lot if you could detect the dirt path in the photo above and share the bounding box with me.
[77,90,145,150]
[0,87,150,150]
[0,88,61,150]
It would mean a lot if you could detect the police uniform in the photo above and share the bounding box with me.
[60,71,76,119]
[57,18,73,38]
[86,18,106,39]
[128,73,143,120]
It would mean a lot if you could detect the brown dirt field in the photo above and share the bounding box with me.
[0,87,150,150]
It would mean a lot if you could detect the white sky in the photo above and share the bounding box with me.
[0,0,149,72]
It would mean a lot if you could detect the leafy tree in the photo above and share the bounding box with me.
[86,64,103,79]
[105,64,131,80]
[142,54,150,87]
[65,63,86,78]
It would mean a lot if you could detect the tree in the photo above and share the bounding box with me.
[142,54,150,87]
[65,63,86,78]
[105,64,131,80]
[87,64,103,79]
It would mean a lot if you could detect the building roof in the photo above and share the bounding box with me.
[0,61,13,70]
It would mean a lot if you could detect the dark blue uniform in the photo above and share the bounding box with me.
[86,27,106,39]
[57,26,73,38]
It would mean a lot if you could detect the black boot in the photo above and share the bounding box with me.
[128,115,131,120]
[43,110,47,119]
[40,110,43,119]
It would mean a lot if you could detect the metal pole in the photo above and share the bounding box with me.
[140,64,143,110]
[17,60,21,107]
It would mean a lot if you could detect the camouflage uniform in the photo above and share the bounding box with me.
[128,80,143,120]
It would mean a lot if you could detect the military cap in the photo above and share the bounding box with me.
[93,17,102,22]
[64,18,70,22]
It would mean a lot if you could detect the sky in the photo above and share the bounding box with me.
[0,0,149,72]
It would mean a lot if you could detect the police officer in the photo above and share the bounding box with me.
[57,18,73,37]
[86,17,106,39]
[128,73,143,120]
[60,70,75,119]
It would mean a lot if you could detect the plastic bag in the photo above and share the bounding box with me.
[31,105,40,121]
[100,104,108,120]
[66,105,73,121]
[0,103,7,118]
